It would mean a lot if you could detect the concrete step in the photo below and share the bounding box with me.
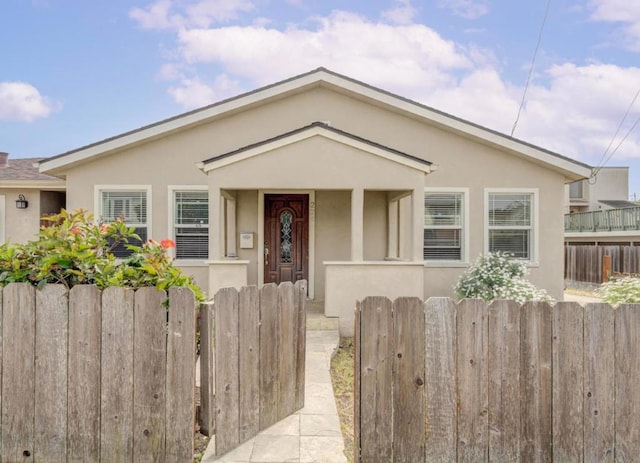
[305,300,340,331]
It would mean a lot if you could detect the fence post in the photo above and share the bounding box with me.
[603,254,612,283]
[199,301,215,437]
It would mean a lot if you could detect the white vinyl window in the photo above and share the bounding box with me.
[97,186,151,258]
[173,190,209,260]
[486,190,537,261]
[424,189,467,262]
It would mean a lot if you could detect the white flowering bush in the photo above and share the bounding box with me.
[454,252,554,304]
[599,276,640,304]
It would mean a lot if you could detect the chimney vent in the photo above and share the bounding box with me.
[0,152,8,168]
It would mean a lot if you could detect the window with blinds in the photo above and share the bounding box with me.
[424,192,463,260]
[174,191,208,259]
[488,193,532,259]
[101,190,148,258]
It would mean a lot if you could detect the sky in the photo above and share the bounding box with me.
[2,0,640,196]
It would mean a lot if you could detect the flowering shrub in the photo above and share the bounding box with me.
[0,209,205,301]
[599,276,640,304]
[454,252,554,304]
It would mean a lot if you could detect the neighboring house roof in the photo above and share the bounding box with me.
[598,200,638,209]
[199,121,432,173]
[38,67,592,181]
[0,157,65,189]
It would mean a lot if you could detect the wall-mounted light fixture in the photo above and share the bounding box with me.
[15,194,28,209]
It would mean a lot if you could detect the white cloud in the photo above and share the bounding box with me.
[130,0,254,30]
[590,0,640,50]
[382,0,418,25]
[0,82,54,122]
[437,0,489,20]
[168,74,242,108]
[175,10,475,100]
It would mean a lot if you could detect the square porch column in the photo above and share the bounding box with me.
[351,188,364,261]
[412,187,424,261]
[209,186,222,260]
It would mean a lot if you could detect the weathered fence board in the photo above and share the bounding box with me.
[294,280,307,410]
[356,297,640,462]
[166,287,197,462]
[614,304,640,461]
[201,281,307,458]
[392,297,425,462]
[259,283,280,430]
[214,287,241,456]
[68,285,102,463]
[2,283,36,462]
[424,297,457,463]
[488,299,520,462]
[584,303,615,462]
[520,302,553,463]
[565,244,640,283]
[552,302,584,462]
[457,299,488,463]
[101,287,135,462]
[278,282,297,419]
[199,301,215,437]
[34,285,69,463]
[358,296,393,463]
[238,285,260,442]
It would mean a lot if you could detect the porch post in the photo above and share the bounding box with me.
[412,187,424,261]
[387,199,398,259]
[223,191,237,257]
[351,188,364,261]
[209,186,222,260]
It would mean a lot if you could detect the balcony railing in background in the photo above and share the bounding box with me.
[565,206,640,232]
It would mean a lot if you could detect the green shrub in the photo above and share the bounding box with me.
[454,252,554,304]
[0,209,205,302]
[599,276,640,304]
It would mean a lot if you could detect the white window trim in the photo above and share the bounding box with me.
[168,185,208,264]
[94,184,152,240]
[423,187,469,267]
[484,188,539,266]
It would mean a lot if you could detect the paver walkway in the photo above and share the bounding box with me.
[201,330,348,463]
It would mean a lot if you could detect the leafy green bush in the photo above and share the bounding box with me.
[0,209,205,301]
[454,252,554,304]
[599,276,640,304]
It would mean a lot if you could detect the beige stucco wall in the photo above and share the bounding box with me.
[57,84,572,302]
[0,189,43,244]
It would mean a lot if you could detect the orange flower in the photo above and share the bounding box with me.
[70,227,82,235]
[100,224,109,233]
[160,238,176,249]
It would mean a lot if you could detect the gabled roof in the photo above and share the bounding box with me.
[39,67,591,181]
[0,157,65,188]
[198,121,432,173]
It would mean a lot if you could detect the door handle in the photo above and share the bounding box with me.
[264,245,269,265]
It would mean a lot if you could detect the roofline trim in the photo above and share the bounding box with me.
[198,122,432,174]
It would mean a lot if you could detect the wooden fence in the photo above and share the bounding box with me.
[0,283,196,463]
[355,296,640,462]
[199,280,306,456]
[565,244,640,283]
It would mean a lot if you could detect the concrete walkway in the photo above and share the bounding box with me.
[201,330,348,463]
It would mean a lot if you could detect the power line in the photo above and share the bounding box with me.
[593,111,640,177]
[510,0,552,137]
[591,85,640,177]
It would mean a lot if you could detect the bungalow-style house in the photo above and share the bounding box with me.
[0,153,65,244]
[38,68,591,334]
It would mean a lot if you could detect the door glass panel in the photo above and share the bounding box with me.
[280,210,293,263]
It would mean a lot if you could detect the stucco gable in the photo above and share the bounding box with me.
[198,121,432,174]
[38,67,591,181]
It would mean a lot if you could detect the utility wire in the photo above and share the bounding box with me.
[593,111,640,177]
[510,0,552,137]
[591,85,640,177]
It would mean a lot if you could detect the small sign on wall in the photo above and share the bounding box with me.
[239,232,254,249]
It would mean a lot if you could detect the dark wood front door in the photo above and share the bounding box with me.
[264,194,309,285]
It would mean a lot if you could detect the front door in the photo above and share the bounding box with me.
[264,194,309,285]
